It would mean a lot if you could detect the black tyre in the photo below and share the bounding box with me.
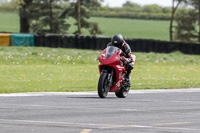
[116,77,131,98]
[98,72,109,98]
[115,86,130,98]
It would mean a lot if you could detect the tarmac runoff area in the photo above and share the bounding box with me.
[0,88,200,133]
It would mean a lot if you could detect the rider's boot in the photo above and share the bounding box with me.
[125,63,133,87]
[125,72,131,87]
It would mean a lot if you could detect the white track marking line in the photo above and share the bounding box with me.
[0,92,98,97]
[131,88,200,94]
[0,119,129,128]
[154,122,192,126]
[0,103,138,112]
[1,88,200,97]
[99,125,152,129]
[155,126,200,131]
[0,119,199,131]
[98,123,199,131]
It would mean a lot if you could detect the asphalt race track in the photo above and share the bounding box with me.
[0,89,200,133]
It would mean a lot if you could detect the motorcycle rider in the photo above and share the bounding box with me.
[107,33,133,86]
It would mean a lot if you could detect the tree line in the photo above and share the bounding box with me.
[90,2,172,20]
[0,0,200,43]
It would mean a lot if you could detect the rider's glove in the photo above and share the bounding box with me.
[120,57,131,65]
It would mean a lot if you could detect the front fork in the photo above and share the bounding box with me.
[107,69,114,88]
[101,67,114,89]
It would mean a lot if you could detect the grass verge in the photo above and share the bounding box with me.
[0,46,200,93]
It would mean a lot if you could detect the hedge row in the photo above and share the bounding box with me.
[90,11,171,20]
[35,35,200,55]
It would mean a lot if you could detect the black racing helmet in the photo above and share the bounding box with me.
[111,33,124,48]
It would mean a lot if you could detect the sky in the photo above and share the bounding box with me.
[102,0,173,7]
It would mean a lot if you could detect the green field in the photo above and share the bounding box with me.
[0,12,170,41]
[0,47,200,93]
[0,12,19,32]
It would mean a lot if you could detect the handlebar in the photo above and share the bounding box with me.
[120,51,126,56]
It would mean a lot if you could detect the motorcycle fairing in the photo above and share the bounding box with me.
[98,46,126,92]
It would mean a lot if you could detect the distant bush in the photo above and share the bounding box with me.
[0,0,18,12]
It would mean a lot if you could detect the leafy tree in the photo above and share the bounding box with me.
[188,0,199,9]
[175,0,200,42]
[61,0,103,35]
[143,4,162,13]
[0,0,18,12]
[175,9,198,42]
[170,0,182,41]
[123,1,141,8]
[122,1,142,12]
[189,0,200,42]
[162,7,171,14]
[28,0,70,34]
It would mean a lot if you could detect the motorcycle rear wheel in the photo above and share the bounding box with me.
[98,72,109,98]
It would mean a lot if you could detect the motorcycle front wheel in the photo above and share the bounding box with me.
[98,72,109,98]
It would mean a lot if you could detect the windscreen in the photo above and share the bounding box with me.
[106,46,119,60]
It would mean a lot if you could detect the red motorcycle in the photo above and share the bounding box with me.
[97,46,136,98]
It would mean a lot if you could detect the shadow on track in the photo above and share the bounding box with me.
[66,96,118,99]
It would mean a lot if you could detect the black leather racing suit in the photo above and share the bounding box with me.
[108,41,133,82]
